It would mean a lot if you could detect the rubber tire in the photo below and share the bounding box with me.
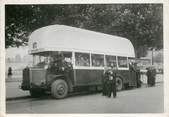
[51,79,68,99]
[116,77,123,91]
[29,89,44,97]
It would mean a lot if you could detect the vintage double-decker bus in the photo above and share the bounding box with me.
[21,25,140,99]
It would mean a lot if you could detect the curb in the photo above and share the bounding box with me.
[142,81,163,85]
[6,96,31,101]
[6,78,22,82]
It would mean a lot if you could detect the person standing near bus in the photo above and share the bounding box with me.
[146,67,156,87]
[129,62,141,88]
[146,67,151,86]
[111,64,117,98]
[146,67,153,87]
[102,66,110,96]
[102,70,107,96]
[151,67,156,86]
[106,73,113,98]
[103,63,117,98]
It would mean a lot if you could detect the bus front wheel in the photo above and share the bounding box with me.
[116,77,123,91]
[51,79,68,99]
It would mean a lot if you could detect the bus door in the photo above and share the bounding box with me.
[89,54,105,85]
[129,64,137,87]
[74,52,91,85]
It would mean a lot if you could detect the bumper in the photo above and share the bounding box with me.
[21,84,30,90]
[21,82,47,90]
[30,82,48,90]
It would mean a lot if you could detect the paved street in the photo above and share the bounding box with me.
[6,83,163,113]
[5,74,163,99]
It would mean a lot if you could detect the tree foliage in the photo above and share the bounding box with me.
[5,4,163,57]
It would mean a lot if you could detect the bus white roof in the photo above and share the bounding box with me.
[29,25,135,57]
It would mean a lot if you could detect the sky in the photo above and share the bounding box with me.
[6,46,29,58]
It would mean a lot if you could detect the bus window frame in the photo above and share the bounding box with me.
[74,52,105,70]
[74,52,91,68]
[117,56,129,70]
[105,55,117,68]
[73,51,130,70]
[91,53,104,68]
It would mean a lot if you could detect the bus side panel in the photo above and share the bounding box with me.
[74,69,103,86]
[74,69,137,87]
[74,69,90,86]
[116,70,137,87]
[116,70,130,83]
[88,69,103,85]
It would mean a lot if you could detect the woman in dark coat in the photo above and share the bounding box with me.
[8,67,12,76]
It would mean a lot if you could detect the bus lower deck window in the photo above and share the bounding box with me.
[118,56,127,68]
[75,53,90,67]
[106,55,117,67]
[91,54,104,67]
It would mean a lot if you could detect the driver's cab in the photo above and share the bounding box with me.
[21,51,73,91]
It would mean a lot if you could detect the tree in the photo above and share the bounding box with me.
[5,4,163,58]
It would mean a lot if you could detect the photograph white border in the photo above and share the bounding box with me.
[0,0,169,117]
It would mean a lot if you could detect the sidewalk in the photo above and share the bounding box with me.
[6,80,30,100]
[140,74,163,84]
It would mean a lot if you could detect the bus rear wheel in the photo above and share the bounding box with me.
[51,79,68,99]
[116,77,123,91]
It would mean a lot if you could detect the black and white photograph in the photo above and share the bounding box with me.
[0,1,168,116]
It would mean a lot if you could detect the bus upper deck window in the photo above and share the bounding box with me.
[106,55,117,67]
[91,54,104,67]
[118,56,127,68]
[75,52,90,67]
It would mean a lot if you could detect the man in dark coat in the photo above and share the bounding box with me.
[146,67,151,86]
[146,67,156,87]
[151,68,156,86]
[129,62,141,88]
[106,75,113,98]
[103,64,117,98]
[102,67,110,97]
[8,67,12,76]
[8,67,13,79]
[102,72,108,96]
[111,70,117,98]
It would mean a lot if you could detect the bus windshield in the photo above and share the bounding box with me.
[33,55,50,67]
[32,52,72,68]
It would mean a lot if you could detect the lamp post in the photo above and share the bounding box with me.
[151,48,155,65]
